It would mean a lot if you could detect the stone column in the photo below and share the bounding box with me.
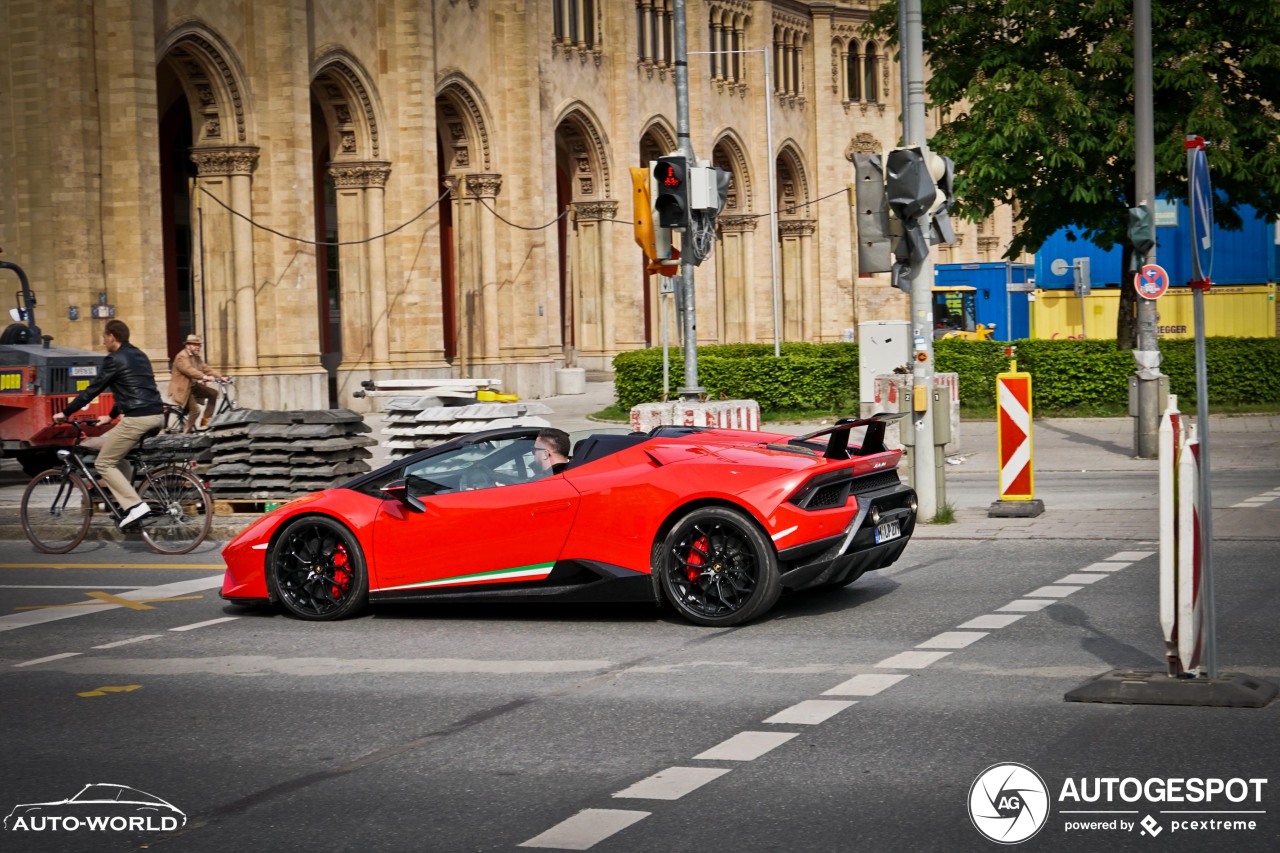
[190,145,260,373]
[717,215,758,342]
[779,219,816,341]
[570,200,619,369]
[330,161,393,369]
[465,173,503,369]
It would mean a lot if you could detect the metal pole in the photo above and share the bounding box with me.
[1133,0,1162,458]
[903,0,937,519]
[672,0,704,400]
[898,0,911,144]
[689,46,780,356]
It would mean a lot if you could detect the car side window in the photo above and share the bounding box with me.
[401,437,537,497]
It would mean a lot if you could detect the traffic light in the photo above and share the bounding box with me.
[630,167,672,262]
[653,155,690,230]
[852,153,893,274]
[928,154,956,246]
[884,146,936,265]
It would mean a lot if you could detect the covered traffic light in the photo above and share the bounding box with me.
[885,146,936,265]
[653,155,690,230]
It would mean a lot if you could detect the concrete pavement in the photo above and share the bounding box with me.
[2,382,1276,543]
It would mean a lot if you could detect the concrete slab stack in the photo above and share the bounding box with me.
[379,396,554,458]
[202,409,375,500]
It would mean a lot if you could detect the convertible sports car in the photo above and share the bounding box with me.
[221,414,918,627]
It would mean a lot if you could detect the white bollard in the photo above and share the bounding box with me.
[1176,424,1203,674]
[1158,396,1181,673]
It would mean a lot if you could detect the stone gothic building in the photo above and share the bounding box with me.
[2,0,1020,409]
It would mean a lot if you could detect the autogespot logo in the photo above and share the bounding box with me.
[969,763,1051,844]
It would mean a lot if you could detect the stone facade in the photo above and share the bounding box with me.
[1,0,1023,410]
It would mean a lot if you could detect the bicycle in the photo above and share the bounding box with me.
[20,419,213,555]
[167,376,238,433]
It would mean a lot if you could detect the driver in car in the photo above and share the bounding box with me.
[533,428,570,477]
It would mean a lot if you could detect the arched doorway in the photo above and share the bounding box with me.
[712,132,754,343]
[157,80,197,358]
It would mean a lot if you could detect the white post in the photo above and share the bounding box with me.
[1158,395,1180,674]
[1177,424,1203,674]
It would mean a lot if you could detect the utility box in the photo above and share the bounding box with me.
[858,320,910,408]
[933,262,1034,341]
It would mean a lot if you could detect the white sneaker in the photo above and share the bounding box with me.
[119,502,154,529]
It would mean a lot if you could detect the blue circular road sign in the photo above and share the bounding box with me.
[1188,145,1214,281]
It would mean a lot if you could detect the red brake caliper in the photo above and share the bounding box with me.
[331,545,351,597]
[686,534,709,582]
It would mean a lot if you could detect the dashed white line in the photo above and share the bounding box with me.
[14,652,82,668]
[917,631,987,650]
[0,585,139,590]
[822,673,910,696]
[1109,551,1155,561]
[1056,574,1107,585]
[0,575,223,633]
[875,650,951,669]
[1081,562,1132,572]
[518,809,650,850]
[92,635,162,649]
[958,614,1025,629]
[169,617,239,632]
[763,699,856,725]
[1025,585,1084,598]
[693,731,798,761]
[612,767,730,800]
[997,599,1056,612]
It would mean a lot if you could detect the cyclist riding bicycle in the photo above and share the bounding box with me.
[168,333,228,433]
[52,319,165,529]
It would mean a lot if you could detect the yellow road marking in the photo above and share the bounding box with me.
[13,593,205,612]
[78,685,142,698]
[0,563,222,570]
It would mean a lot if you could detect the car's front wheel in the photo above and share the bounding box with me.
[657,506,781,627]
[268,516,368,620]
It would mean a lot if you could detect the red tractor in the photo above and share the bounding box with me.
[1,258,114,475]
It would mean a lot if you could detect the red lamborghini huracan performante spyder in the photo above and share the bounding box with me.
[221,415,918,627]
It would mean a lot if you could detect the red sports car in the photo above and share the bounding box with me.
[220,415,918,627]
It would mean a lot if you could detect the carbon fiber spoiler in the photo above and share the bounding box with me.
[786,412,908,459]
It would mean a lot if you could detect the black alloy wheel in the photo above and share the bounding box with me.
[268,516,368,620]
[658,506,781,627]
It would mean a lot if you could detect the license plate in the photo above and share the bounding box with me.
[874,519,901,543]
[69,366,97,377]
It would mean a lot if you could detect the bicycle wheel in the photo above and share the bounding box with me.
[21,469,93,554]
[139,467,212,555]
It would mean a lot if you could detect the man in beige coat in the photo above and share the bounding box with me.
[168,334,224,433]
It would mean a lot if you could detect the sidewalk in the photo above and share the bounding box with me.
[2,383,1276,543]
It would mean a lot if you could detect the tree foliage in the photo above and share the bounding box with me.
[865,1,1280,261]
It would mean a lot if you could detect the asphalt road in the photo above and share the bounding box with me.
[2,521,1276,852]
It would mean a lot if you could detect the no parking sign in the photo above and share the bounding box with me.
[1135,263,1169,300]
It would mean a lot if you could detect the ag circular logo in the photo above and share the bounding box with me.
[968,762,1051,844]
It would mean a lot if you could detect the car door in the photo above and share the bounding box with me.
[371,436,580,592]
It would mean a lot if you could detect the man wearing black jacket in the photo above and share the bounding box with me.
[53,319,166,528]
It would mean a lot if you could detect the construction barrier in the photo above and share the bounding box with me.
[1159,395,1205,676]
[995,364,1035,501]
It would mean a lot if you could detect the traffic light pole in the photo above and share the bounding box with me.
[1133,0,1162,458]
[672,0,704,401]
[903,0,938,519]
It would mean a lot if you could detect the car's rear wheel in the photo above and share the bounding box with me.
[268,516,368,621]
[658,506,781,627]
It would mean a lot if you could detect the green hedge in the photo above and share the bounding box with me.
[613,338,1280,411]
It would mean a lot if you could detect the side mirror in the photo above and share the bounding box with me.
[380,479,425,513]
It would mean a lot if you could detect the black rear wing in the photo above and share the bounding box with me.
[786,412,907,459]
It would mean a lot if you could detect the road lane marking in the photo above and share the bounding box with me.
[170,617,239,632]
[14,652,82,667]
[875,650,951,669]
[92,635,161,649]
[0,575,223,632]
[612,767,730,800]
[1025,585,1084,598]
[822,673,909,696]
[518,809,650,850]
[0,563,223,570]
[13,592,205,612]
[1055,574,1107,585]
[1108,551,1154,561]
[1080,562,1131,572]
[916,631,987,650]
[957,614,1025,629]
[693,731,798,761]
[763,699,856,725]
[997,599,1055,612]
[77,684,141,697]
[0,584,139,590]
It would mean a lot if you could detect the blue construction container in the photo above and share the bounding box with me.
[932,262,1033,341]
[1035,201,1277,289]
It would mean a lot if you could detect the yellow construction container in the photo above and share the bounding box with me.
[1030,283,1277,339]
